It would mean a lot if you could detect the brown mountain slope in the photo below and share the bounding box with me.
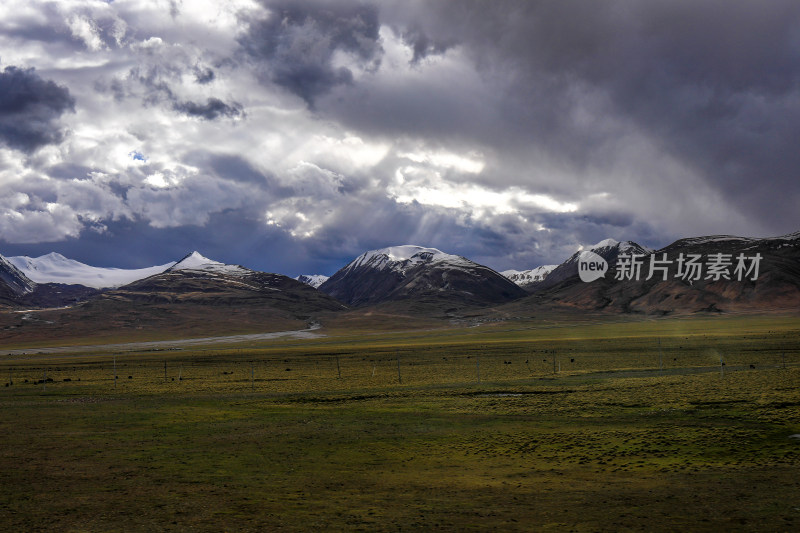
[502,232,800,315]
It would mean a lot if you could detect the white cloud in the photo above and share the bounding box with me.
[398,149,485,174]
[67,14,105,51]
[391,174,577,217]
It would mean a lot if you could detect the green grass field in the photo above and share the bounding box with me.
[1,313,799,531]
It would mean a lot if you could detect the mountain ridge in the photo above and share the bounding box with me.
[1,232,799,318]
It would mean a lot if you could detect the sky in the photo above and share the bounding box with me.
[1,0,799,277]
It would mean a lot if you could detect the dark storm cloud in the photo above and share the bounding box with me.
[172,97,244,120]
[369,0,800,234]
[107,64,179,104]
[189,153,291,195]
[399,26,454,64]
[0,21,66,45]
[193,66,215,84]
[205,154,272,186]
[105,65,243,120]
[0,2,127,52]
[0,4,81,47]
[240,0,382,106]
[0,66,75,152]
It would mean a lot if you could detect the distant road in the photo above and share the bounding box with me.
[3,326,324,356]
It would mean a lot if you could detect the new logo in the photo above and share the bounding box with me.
[578,251,608,283]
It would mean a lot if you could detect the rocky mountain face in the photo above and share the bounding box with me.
[0,255,36,305]
[318,245,527,309]
[520,233,800,314]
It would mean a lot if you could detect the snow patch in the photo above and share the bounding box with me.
[346,245,475,275]
[296,274,329,288]
[588,238,652,254]
[592,238,620,249]
[9,252,174,289]
[677,235,756,246]
[776,231,800,241]
[501,265,557,285]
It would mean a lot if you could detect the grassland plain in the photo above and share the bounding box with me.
[1,313,799,531]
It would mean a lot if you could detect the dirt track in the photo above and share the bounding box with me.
[3,326,324,355]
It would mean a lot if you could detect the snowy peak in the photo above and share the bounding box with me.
[169,251,222,270]
[295,274,329,288]
[587,238,652,255]
[562,238,653,268]
[501,265,557,286]
[345,245,475,275]
[166,251,250,276]
[8,253,174,289]
[592,238,619,249]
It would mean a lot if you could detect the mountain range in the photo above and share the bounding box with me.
[1,232,799,341]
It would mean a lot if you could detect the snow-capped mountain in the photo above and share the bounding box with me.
[166,251,249,276]
[319,245,527,308]
[501,265,558,288]
[8,252,175,289]
[0,254,36,297]
[535,238,653,290]
[295,274,329,288]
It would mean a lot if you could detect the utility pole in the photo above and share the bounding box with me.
[113,355,117,390]
[396,351,402,384]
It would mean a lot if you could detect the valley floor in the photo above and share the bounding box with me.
[1,313,799,531]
